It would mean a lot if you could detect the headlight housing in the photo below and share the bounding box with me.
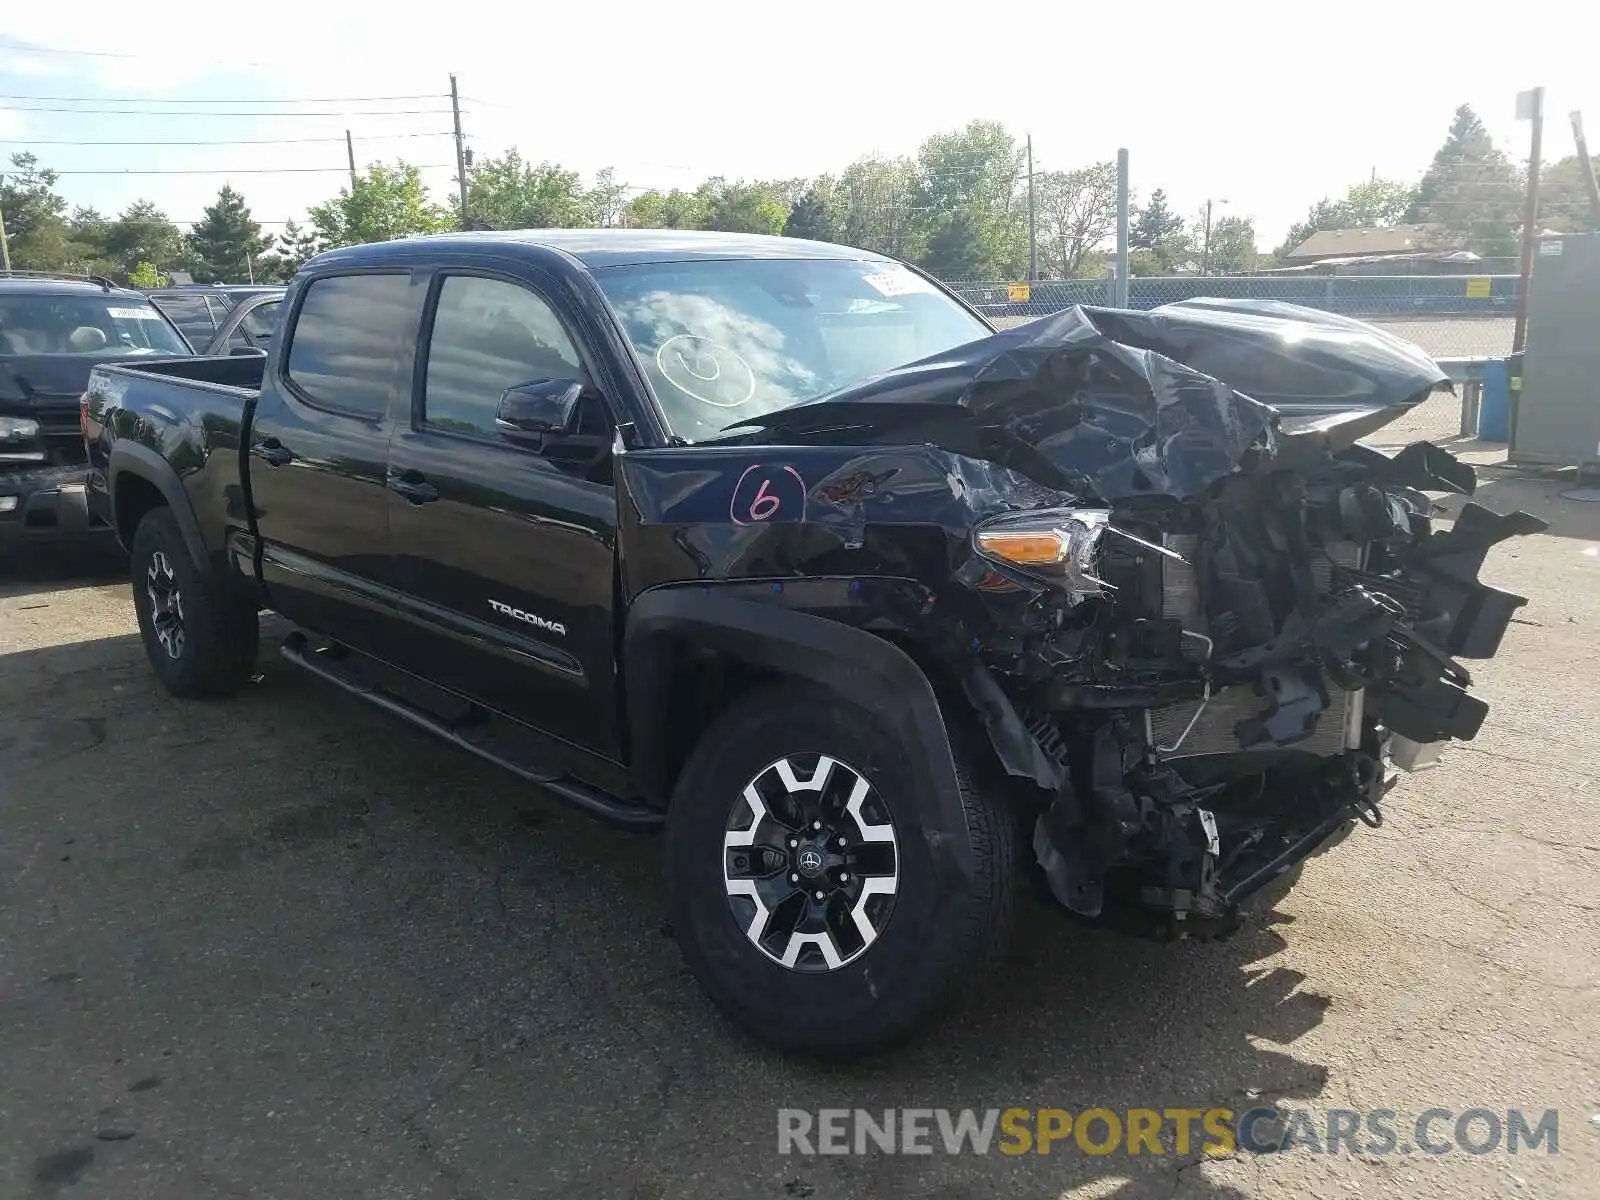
[973,508,1112,600]
[0,416,41,443]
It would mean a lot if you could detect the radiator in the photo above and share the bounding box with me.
[1147,536,1361,760]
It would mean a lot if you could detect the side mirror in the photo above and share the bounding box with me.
[494,378,584,447]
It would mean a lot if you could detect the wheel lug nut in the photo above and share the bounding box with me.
[814,891,824,900]
[790,873,799,883]
[812,820,822,830]
[788,838,798,848]
[837,836,847,847]
[841,872,850,882]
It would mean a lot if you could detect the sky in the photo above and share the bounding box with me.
[2,2,1595,253]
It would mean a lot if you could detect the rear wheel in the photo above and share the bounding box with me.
[130,508,258,698]
[664,682,1016,1055]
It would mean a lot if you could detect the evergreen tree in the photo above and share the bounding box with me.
[783,185,838,242]
[188,185,274,282]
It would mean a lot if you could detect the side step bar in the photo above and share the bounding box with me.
[280,631,663,831]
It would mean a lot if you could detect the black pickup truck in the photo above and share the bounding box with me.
[84,230,1542,1054]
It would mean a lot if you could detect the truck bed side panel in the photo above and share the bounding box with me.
[85,357,264,573]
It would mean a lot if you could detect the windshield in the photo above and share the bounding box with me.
[0,295,189,357]
[593,258,990,441]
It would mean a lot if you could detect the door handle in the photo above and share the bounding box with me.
[251,437,293,467]
[387,471,439,505]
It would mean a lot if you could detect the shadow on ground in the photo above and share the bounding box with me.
[0,541,127,598]
[1,624,1335,1199]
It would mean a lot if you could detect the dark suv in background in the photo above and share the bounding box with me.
[144,285,283,354]
[1,271,191,558]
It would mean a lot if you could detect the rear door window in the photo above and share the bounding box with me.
[284,274,415,417]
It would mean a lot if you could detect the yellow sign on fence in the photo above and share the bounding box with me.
[1008,282,1032,303]
[1465,277,1492,298]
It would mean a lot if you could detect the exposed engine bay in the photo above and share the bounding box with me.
[706,300,1548,936]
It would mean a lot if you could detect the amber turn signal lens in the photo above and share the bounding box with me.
[974,529,1065,566]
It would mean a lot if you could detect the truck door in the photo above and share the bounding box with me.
[385,268,621,759]
[248,270,421,660]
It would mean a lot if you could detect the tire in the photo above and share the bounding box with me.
[664,681,1016,1056]
[130,507,258,699]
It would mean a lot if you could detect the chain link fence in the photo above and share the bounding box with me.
[945,274,1519,359]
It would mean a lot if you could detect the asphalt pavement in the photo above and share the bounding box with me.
[2,403,1596,1198]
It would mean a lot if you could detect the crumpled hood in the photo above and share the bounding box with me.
[721,299,1450,503]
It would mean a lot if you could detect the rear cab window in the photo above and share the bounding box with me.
[284,274,415,417]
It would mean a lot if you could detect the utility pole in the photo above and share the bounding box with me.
[1026,134,1037,281]
[1115,148,1130,307]
[0,171,10,272]
[1200,197,1228,276]
[1568,111,1600,223]
[1512,87,1544,355]
[346,130,358,190]
[450,74,469,228]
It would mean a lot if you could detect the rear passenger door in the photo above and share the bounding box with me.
[249,271,421,660]
[385,269,621,759]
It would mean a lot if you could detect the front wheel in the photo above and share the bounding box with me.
[130,507,258,698]
[664,682,1016,1056]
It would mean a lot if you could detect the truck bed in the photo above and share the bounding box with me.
[96,352,266,395]
[85,354,268,571]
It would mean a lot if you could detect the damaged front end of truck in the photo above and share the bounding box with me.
[622,299,1545,938]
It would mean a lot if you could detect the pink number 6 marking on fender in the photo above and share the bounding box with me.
[730,464,806,526]
[748,477,780,522]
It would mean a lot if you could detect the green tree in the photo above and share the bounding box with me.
[1202,214,1258,274]
[695,178,788,235]
[911,120,1026,278]
[127,260,168,288]
[783,180,839,242]
[922,209,989,279]
[1130,189,1183,253]
[1404,105,1521,258]
[308,161,452,247]
[1276,177,1421,259]
[1034,162,1118,278]
[837,156,923,262]
[0,152,90,272]
[1540,155,1600,234]
[1129,188,1192,275]
[461,150,591,229]
[104,201,189,280]
[188,185,274,282]
[624,188,706,229]
[587,167,629,227]
[271,218,322,276]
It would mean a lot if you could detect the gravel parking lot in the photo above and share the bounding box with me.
[3,398,1597,1199]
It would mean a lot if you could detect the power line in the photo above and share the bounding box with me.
[49,163,452,176]
[0,36,139,59]
[2,131,454,146]
[0,92,444,104]
[1,104,462,117]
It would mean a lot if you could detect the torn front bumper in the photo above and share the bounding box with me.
[1011,456,1542,938]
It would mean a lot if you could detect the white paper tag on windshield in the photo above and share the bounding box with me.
[107,307,161,319]
[860,267,937,297]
